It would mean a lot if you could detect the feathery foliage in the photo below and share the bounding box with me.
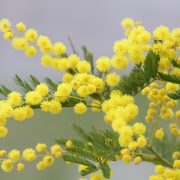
[118,51,160,96]
[57,126,120,178]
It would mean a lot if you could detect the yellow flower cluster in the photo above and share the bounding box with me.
[142,82,177,122]
[102,90,148,160]
[0,17,180,179]
[0,144,62,172]
[149,164,180,180]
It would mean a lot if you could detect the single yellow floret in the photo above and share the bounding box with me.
[7,91,22,107]
[155,128,164,141]
[0,126,8,138]
[1,159,13,172]
[36,83,49,97]
[133,122,146,136]
[53,42,67,55]
[77,61,91,73]
[106,72,120,87]
[25,29,38,42]
[50,145,63,158]
[23,148,36,161]
[17,163,25,171]
[96,56,111,72]
[16,22,26,32]
[121,18,134,30]
[0,19,11,32]
[36,143,47,152]
[8,149,21,161]
[74,103,87,115]
[25,91,42,105]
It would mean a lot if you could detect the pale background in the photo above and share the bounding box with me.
[0,0,179,179]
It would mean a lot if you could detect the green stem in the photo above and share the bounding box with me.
[146,146,173,168]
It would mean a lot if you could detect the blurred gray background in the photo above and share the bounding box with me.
[0,0,179,179]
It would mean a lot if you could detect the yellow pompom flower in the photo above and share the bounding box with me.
[17,163,25,171]
[35,143,47,152]
[50,145,63,158]
[0,19,11,32]
[0,150,7,157]
[128,45,145,64]
[124,104,139,121]
[36,83,49,97]
[119,125,133,147]
[106,72,120,87]
[77,61,91,73]
[134,156,142,165]
[155,128,164,141]
[68,54,80,68]
[12,38,27,50]
[111,54,128,70]
[96,56,111,72]
[155,165,165,174]
[36,161,46,170]
[55,83,72,102]
[137,136,147,148]
[25,91,42,105]
[25,29,38,42]
[53,42,67,55]
[172,151,180,159]
[23,148,36,161]
[122,154,132,164]
[8,149,21,161]
[133,122,146,136]
[113,39,129,54]
[153,26,170,40]
[25,46,37,57]
[74,103,87,115]
[16,22,26,32]
[0,103,14,118]
[112,117,127,132]
[66,140,74,148]
[0,126,8,138]
[43,155,54,167]
[41,54,52,67]
[62,73,74,83]
[7,91,22,107]
[173,160,180,168]
[171,28,180,43]
[41,100,62,114]
[56,58,71,71]
[121,18,134,30]
[3,31,13,40]
[37,35,52,54]
[1,159,13,172]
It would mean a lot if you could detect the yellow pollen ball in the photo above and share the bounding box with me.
[74,103,87,115]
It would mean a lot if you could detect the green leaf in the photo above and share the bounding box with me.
[63,154,96,167]
[29,75,40,88]
[67,36,78,55]
[80,166,98,176]
[118,51,160,95]
[14,74,33,92]
[0,85,11,97]
[99,163,111,178]
[171,59,180,68]
[82,46,94,73]
[167,90,180,100]
[157,72,180,84]
[44,77,58,92]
